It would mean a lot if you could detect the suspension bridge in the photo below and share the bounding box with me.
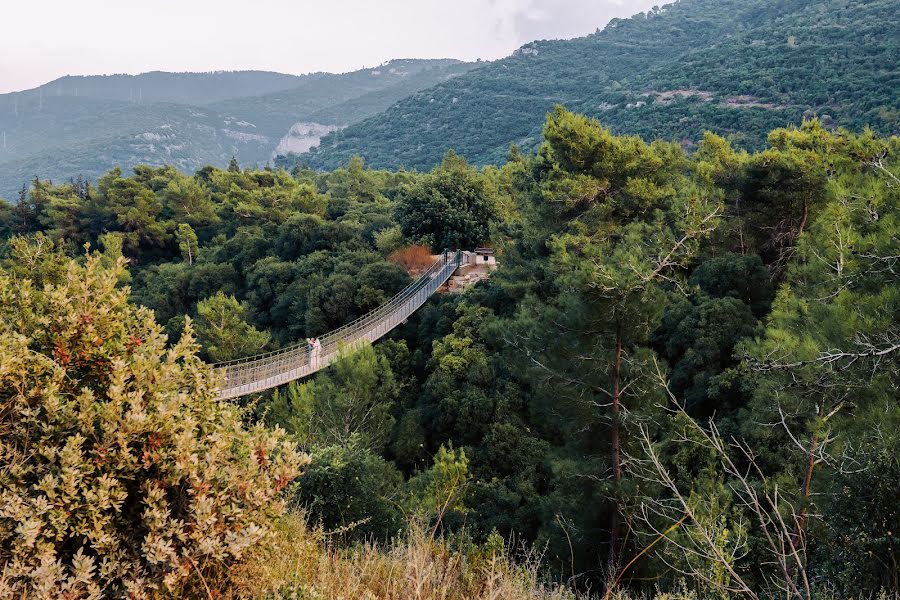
[213,249,494,399]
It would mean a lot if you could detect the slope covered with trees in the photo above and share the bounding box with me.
[302,0,900,170]
[27,70,308,105]
[2,106,897,597]
[0,60,476,200]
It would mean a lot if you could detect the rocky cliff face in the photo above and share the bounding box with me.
[274,122,342,158]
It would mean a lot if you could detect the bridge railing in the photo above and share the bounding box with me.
[214,250,465,399]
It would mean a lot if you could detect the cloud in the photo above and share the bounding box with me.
[500,0,661,44]
[0,0,663,94]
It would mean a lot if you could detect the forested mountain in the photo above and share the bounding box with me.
[1,1,898,596]
[301,0,900,170]
[0,60,475,200]
[21,71,307,105]
[2,110,897,597]
[210,60,477,140]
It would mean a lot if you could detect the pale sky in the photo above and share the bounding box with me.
[0,0,660,94]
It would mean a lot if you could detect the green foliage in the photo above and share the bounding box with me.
[95,168,172,254]
[0,249,305,596]
[655,295,758,416]
[0,60,478,201]
[296,441,471,543]
[373,224,405,255]
[814,415,900,593]
[267,344,402,453]
[306,0,899,171]
[656,415,748,599]
[2,105,897,598]
[688,253,773,312]
[0,233,71,287]
[396,151,499,251]
[732,132,899,590]
[296,442,404,542]
[493,106,722,577]
[407,444,471,526]
[175,223,199,264]
[420,304,505,446]
[653,251,775,416]
[195,291,270,362]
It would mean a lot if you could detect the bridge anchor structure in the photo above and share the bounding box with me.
[213,249,495,400]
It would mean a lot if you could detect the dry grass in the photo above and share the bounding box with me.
[220,514,577,600]
[388,245,436,277]
[199,515,899,600]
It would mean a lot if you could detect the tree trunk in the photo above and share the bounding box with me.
[797,199,809,238]
[607,324,624,575]
[792,430,818,548]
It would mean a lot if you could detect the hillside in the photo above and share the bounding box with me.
[0,60,476,200]
[2,112,897,598]
[18,71,306,105]
[210,59,475,138]
[300,0,900,170]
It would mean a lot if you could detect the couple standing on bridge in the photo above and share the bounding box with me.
[306,337,322,368]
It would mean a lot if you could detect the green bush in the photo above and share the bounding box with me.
[0,250,306,597]
[296,442,404,542]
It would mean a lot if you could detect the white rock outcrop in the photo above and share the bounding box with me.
[274,122,342,158]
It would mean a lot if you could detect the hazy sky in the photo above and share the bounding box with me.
[0,0,660,94]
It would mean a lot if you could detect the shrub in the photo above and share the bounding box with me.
[374,225,405,255]
[0,251,306,597]
[388,244,435,277]
[229,514,573,600]
[296,443,404,542]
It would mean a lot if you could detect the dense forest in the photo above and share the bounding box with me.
[1,105,897,597]
[301,0,900,170]
[0,59,476,200]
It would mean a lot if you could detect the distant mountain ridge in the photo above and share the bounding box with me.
[4,0,897,198]
[17,71,307,105]
[0,60,477,199]
[299,0,900,171]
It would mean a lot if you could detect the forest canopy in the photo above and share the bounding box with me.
[0,108,897,598]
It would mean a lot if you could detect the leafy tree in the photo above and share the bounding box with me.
[194,291,270,362]
[303,260,409,335]
[325,155,382,204]
[407,444,471,532]
[420,305,502,447]
[688,252,773,317]
[175,223,199,265]
[499,107,722,572]
[38,181,88,245]
[653,252,773,416]
[655,295,758,416]
[374,224,405,255]
[296,442,404,542]
[164,175,218,228]
[268,344,402,453]
[290,181,326,216]
[467,423,550,540]
[1,182,43,235]
[396,151,498,250]
[674,128,900,594]
[0,234,71,288]
[813,417,900,593]
[131,262,238,328]
[95,168,172,255]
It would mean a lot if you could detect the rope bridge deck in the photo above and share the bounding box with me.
[214,250,467,400]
